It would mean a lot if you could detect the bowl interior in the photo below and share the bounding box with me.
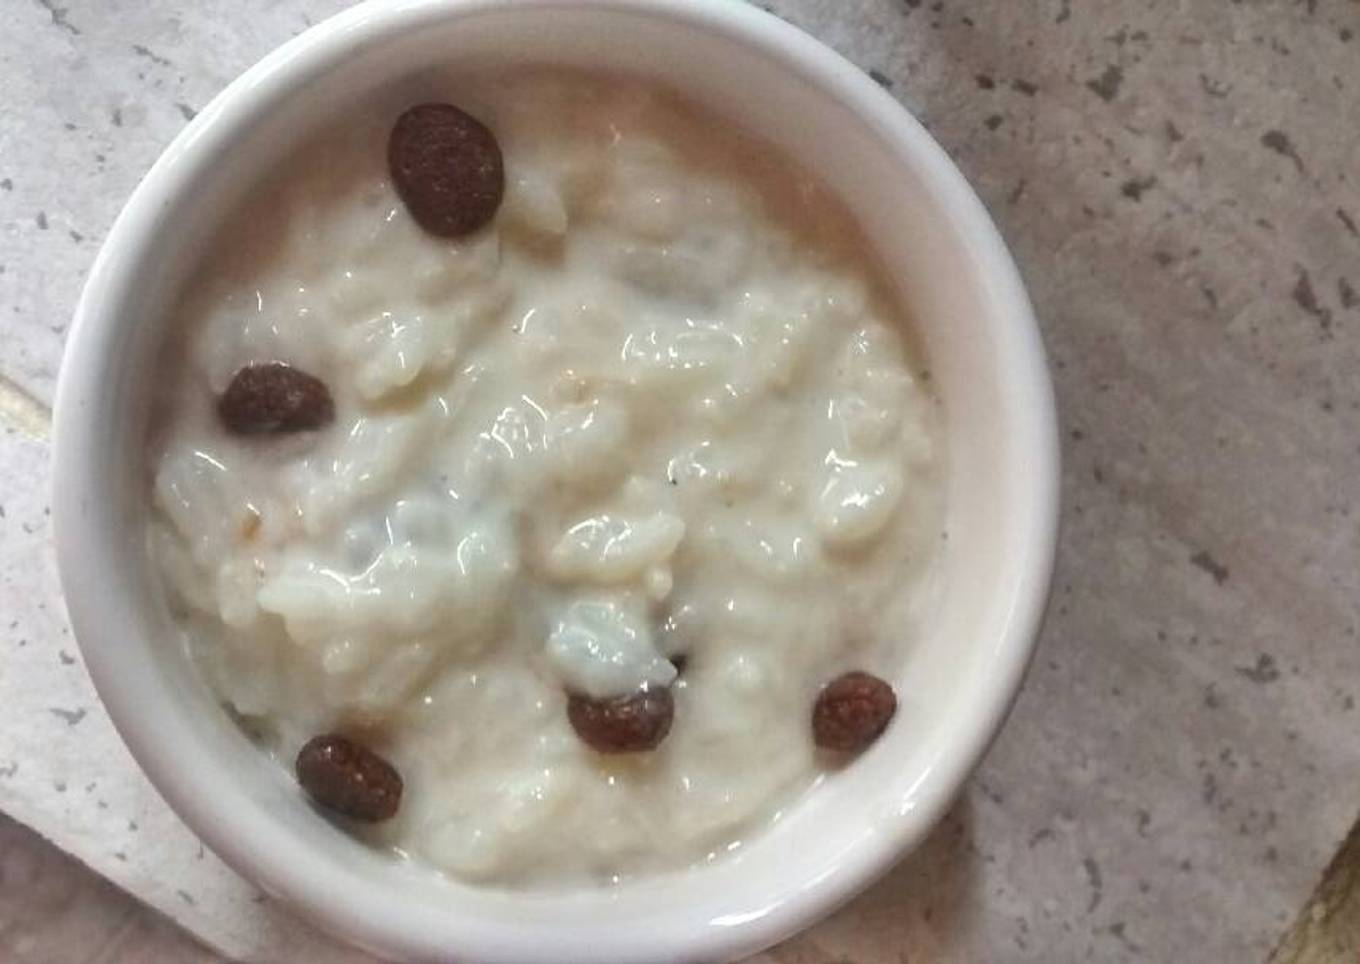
[55,2,1057,961]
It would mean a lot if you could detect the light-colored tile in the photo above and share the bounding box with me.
[1271,817,1360,964]
[0,813,216,964]
[91,914,226,964]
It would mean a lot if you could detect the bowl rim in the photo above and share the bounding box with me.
[52,0,1060,960]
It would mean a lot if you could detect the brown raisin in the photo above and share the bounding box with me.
[295,734,402,822]
[388,103,504,238]
[218,362,334,435]
[567,686,674,754]
[812,671,896,753]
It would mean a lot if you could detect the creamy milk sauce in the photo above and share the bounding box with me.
[148,71,943,885]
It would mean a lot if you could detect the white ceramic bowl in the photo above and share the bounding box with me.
[53,1,1058,961]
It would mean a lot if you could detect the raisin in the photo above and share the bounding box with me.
[388,103,504,237]
[811,671,896,753]
[218,362,334,435]
[567,686,674,753]
[295,734,402,822]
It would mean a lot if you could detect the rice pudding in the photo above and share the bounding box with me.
[147,71,943,885]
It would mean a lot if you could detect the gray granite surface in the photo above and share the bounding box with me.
[2,0,1359,961]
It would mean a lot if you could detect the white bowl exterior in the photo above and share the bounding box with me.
[52,1,1059,962]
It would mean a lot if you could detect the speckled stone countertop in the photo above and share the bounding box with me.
[2,1,1358,961]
